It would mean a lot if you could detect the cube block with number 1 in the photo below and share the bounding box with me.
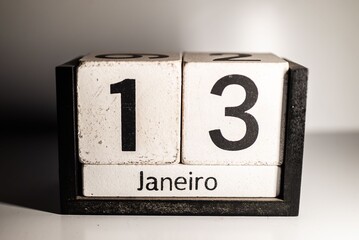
[77,53,182,164]
[182,53,289,165]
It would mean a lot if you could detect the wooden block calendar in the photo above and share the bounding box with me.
[56,53,308,216]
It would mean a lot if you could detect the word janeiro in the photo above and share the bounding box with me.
[137,171,218,191]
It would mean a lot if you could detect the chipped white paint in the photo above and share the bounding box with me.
[77,53,182,164]
[182,53,289,165]
[83,164,281,197]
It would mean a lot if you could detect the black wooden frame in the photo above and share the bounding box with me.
[56,57,308,216]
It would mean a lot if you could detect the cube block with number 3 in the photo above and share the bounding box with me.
[77,53,182,164]
[182,53,289,165]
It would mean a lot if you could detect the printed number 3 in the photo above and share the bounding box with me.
[209,75,259,151]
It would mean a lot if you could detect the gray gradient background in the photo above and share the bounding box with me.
[1,0,359,133]
[1,1,359,238]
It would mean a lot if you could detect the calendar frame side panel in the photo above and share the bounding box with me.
[56,57,83,214]
[280,59,308,216]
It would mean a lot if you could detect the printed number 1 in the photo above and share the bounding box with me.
[110,79,136,151]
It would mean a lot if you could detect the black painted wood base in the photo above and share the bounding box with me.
[56,57,308,216]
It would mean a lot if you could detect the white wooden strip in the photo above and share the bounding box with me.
[83,164,281,197]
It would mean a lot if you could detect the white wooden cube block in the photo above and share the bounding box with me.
[182,53,289,165]
[77,53,182,164]
[83,164,281,197]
